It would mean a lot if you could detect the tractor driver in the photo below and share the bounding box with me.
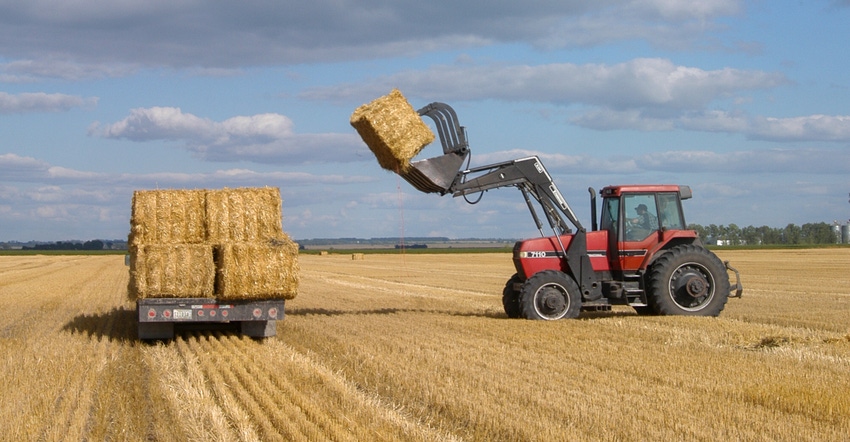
[629,203,658,231]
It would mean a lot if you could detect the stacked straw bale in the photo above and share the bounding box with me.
[128,187,299,301]
[350,88,435,173]
[129,189,206,246]
[205,187,283,243]
[215,238,299,301]
[130,244,215,298]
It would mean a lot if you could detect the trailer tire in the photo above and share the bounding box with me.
[646,245,730,316]
[520,270,581,320]
[502,274,523,318]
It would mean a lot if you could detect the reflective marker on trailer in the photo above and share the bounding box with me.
[253,308,262,318]
[147,308,156,318]
[163,310,171,318]
[268,308,278,318]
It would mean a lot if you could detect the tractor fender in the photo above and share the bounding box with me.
[640,230,702,270]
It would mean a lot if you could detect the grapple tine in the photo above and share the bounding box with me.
[396,102,470,194]
[400,151,468,194]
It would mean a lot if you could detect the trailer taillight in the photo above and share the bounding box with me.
[268,307,278,318]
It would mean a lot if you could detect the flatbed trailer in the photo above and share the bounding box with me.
[136,297,285,340]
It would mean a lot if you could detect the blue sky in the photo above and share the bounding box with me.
[1,0,849,241]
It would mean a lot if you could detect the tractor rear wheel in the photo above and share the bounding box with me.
[646,245,730,316]
[502,274,523,318]
[519,270,581,320]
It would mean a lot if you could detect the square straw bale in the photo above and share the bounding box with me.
[205,187,284,243]
[214,237,300,301]
[130,244,215,299]
[350,88,435,173]
[129,189,206,246]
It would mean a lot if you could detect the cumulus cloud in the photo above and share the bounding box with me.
[300,58,850,142]
[302,58,787,111]
[0,59,138,82]
[476,147,850,176]
[90,107,365,163]
[746,115,850,142]
[0,0,744,68]
[0,152,375,188]
[0,91,97,113]
[638,147,850,174]
[575,109,850,142]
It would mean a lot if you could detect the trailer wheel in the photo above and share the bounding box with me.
[502,274,523,318]
[646,245,730,316]
[520,270,581,320]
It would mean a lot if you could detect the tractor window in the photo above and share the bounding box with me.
[600,196,619,236]
[624,195,658,241]
[657,192,684,230]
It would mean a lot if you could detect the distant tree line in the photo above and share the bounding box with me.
[688,222,839,245]
[298,237,450,246]
[23,240,106,251]
[395,243,428,249]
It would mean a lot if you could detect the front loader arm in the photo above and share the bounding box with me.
[394,102,601,299]
[449,156,601,300]
[449,156,583,236]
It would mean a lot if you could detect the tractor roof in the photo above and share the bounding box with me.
[601,185,692,199]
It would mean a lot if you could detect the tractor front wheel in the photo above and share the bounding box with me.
[502,274,523,318]
[520,270,581,320]
[646,245,730,316]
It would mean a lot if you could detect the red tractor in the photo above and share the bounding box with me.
[395,102,742,319]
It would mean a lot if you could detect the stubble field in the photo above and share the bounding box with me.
[1,248,848,441]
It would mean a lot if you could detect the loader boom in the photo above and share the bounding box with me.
[406,103,582,238]
[451,157,580,236]
[449,157,602,300]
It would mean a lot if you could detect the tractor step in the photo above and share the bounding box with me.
[581,299,612,312]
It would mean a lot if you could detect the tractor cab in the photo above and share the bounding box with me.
[599,185,691,241]
[597,184,700,275]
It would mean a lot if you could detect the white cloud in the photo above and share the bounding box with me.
[635,148,850,174]
[303,58,787,111]
[0,1,745,68]
[0,59,138,82]
[0,152,376,188]
[474,147,850,176]
[747,115,850,142]
[0,153,49,171]
[91,107,365,163]
[0,91,97,113]
[95,106,212,141]
[576,109,850,142]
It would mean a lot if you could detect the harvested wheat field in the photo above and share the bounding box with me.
[1,248,848,441]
